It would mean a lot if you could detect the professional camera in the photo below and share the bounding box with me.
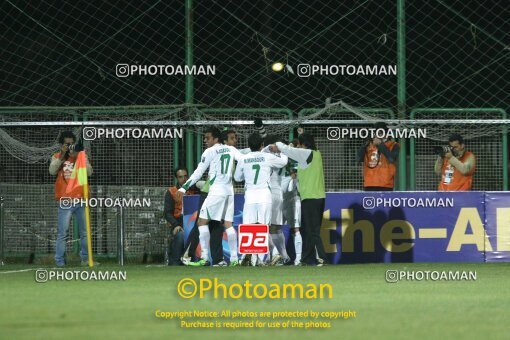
[64,141,84,158]
[66,143,76,152]
[433,145,453,157]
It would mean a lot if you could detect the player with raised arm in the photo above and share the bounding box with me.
[181,127,253,267]
[269,132,328,266]
[177,127,243,266]
[264,135,292,266]
[234,133,288,266]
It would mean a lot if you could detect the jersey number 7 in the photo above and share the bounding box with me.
[252,164,260,184]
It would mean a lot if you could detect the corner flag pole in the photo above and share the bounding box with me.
[65,150,94,267]
[83,175,94,268]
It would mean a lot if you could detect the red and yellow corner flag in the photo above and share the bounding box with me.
[65,151,89,197]
[65,151,94,267]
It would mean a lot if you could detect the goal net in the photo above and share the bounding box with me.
[1,0,508,262]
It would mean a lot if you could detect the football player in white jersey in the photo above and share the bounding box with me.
[281,145,302,265]
[177,127,243,266]
[234,133,287,265]
[264,135,292,265]
[235,133,288,224]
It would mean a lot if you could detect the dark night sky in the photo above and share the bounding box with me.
[1,0,508,112]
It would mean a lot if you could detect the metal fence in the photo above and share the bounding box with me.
[0,108,508,263]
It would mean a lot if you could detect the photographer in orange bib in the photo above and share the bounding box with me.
[357,123,400,191]
[434,134,476,191]
[49,131,93,267]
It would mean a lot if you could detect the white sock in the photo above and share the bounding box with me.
[270,234,280,257]
[294,231,302,263]
[275,230,289,259]
[198,225,210,260]
[225,227,238,262]
[258,254,266,264]
[270,230,287,259]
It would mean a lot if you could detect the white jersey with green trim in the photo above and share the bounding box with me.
[281,161,299,197]
[234,151,287,204]
[182,143,243,196]
[270,162,286,193]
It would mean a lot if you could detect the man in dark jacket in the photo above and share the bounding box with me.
[164,167,197,265]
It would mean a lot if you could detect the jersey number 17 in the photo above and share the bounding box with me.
[220,154,231,174]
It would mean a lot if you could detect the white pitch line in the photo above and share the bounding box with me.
[0,268,37,274]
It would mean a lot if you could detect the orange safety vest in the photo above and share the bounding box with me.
[53,152,83,200]
[363,141,398,188]
[168,186,198,219]
[438,151,475,191]
[168,187,183,219]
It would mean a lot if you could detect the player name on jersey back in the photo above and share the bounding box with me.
[244,156,266,163]
[235,151,288,204]
[215,147,231,154]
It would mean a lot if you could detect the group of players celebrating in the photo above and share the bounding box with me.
[175,121,308,267]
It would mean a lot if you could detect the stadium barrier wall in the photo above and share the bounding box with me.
[183,192,510,263]
[485,192,510,262]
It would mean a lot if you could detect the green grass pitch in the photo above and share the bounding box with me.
[1,263,509,339]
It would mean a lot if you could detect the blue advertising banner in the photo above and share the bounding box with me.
[484,192,510,262]
[323,192,485,263]
[183,192,490,263]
